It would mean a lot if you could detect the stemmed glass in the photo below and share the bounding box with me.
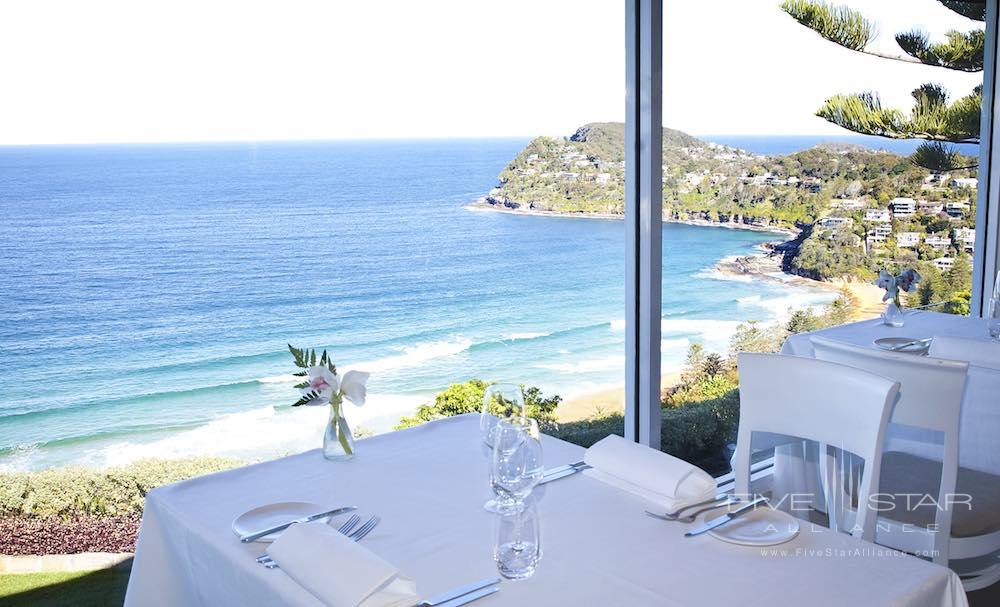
[480,383,526,448]
[987,296,1000,341]
[494,498,541,580]
[489,418,544,514]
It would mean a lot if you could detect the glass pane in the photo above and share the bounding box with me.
[658,1,982,475]
[0,1,625,478]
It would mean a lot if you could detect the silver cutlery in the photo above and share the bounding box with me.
[538,461,591,485]
[434,585,500,607]
[888,337,932,351]
[257,514,380,568]
[645,494,739,523]
[684,496,768,537]
[415,578,501,607]
[255,514,360,563]
[240,506,357,543]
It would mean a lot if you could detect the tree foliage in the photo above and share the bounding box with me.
[394,379,561,430]
[781,0,984,170]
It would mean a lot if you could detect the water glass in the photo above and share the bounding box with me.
[988,297,1000,341]
[480,383,526,447]
[494,500,541,580]
[490,419,544,514]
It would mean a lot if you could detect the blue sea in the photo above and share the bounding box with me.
[0,137,838,471]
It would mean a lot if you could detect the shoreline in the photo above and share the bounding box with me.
[465,200,799,236]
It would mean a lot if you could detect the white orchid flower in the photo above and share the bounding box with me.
[302,365,339,406]
[898,268,921,293]
[875,270,898,302]
[337,370,370,406]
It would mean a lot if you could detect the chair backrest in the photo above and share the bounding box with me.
[810,335,969,563]
[810,336,968,434]
[929,335,1000,370]
[734,352,899,541]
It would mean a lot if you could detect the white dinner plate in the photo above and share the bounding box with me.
[873,336,930,355]
[707,507,800,546]
[231,501,335,543]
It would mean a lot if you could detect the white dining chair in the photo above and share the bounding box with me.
[929,335,1000,370]
[734,352,899,542]
[810,335,1000,587]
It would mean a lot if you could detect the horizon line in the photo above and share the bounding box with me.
[0,131,910,148]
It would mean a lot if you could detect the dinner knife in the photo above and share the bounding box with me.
[418,578,501,606]
[888,337,932,351]
[684,497,768,537]
[538,463,592,485]
[541,460,585,478]
[239,506,357,543]
[435,585,500,607]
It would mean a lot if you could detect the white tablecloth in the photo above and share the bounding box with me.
[781,311,1000,474]
[125,414,967,607]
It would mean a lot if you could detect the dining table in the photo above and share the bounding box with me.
[124,413,968,607]
[779,311,1000,475]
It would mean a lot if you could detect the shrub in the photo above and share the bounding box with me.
[551,390,740,476]
[0,457,241,518]
[395,380,561,430]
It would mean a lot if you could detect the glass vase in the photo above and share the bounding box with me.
[882,301,905,328]
[323,402,355,461]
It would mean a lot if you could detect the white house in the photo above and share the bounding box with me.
[933,256,956,271]
[896,232,921,248]
[925,234,953,249]
[889,197,916,217]
[950,177,978,189]
[864,209,891,223]
[945,201,970,218]
[918,200,944,214]
[954,228,976,252]
[818,216,853,229]
[830,198,866,210]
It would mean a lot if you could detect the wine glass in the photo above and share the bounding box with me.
[494,498,541,580]
[988,296,1000,341]
[490,418,544,514]
[480,383,526,447]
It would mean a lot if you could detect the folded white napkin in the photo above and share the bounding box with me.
[266,521,417,607]
[583,435,716,510]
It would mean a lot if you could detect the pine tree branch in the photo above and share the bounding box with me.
[816,86,981,143]
[938,0,986,22]
[896,29,984,71]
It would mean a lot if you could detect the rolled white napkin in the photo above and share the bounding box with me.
[266,521,418,607]
[583,435,716,510]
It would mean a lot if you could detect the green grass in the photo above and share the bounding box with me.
[0,568,128,607]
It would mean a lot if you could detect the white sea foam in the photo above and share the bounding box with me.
[610,319,625,331]
[535,355,625,374]
[504,332,551,341]
[70,393,430,470]
[355,338,472,373]
[257,374,299,384]
[737,291,835,322]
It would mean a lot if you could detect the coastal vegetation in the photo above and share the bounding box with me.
[481,121,977,310]
[781,0,983,172]
[0,457,240,555]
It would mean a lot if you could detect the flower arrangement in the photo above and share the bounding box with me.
[288,345,369,459]
[875,268,921,310]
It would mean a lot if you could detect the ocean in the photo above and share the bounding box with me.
[0,137,839,471]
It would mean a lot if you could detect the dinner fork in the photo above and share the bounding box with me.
[255,513,363,565]
[258,515,380,568]
[644,494,738,523]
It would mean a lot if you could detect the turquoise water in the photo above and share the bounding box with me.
[0,139,834,470]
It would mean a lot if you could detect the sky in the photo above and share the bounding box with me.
[0,0,984,144]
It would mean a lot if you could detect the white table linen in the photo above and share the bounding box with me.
[266,521,418,607]
[781,312,1000,474]
[583,434,716,510]
[125,414,967,607]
